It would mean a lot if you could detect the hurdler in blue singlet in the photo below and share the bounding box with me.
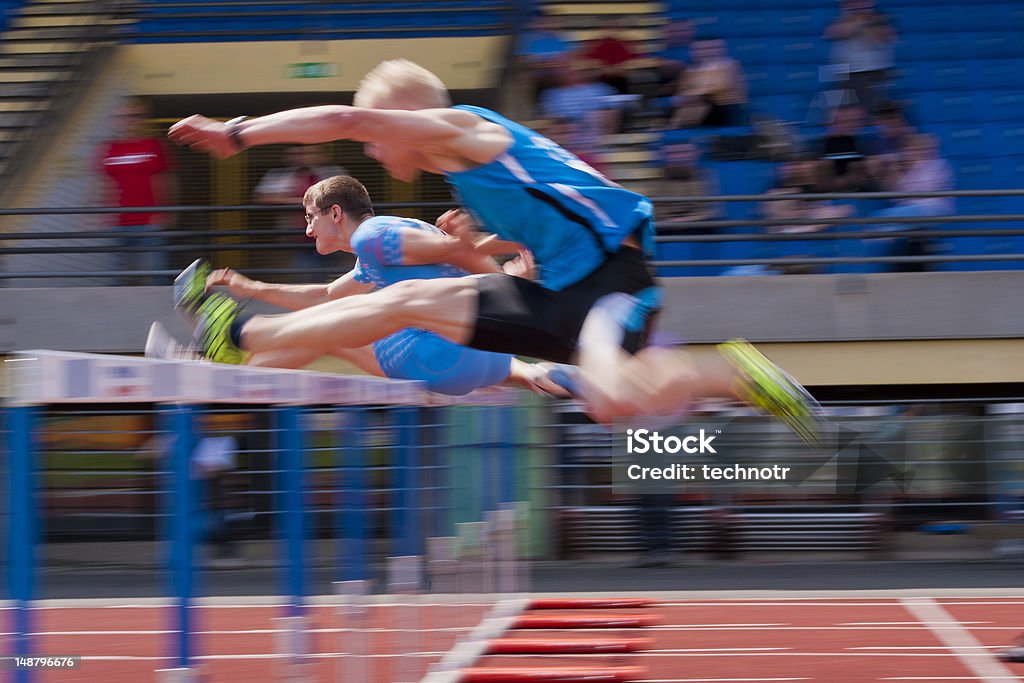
[350,216,513,395]
[446,105,655,291]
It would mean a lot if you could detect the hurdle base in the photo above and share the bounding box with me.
[156,667,199,683]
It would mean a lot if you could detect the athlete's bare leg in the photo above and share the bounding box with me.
[247,345,386,378]
[571,293,740,423]
[238,277,478,354]
[579,345,739,423]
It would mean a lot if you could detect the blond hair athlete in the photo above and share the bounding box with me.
[168,59,821,444]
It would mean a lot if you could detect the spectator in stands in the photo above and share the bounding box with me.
[816,103,884,193]
[193,430,245,569]
[874,101,916,161]
[653,142,720,232]
[254,145,346,282]
[870,134,952,271]
[764,154,854,234]
[875,133,954,225]
[538,60,622,152]
[537,116,610,178]
[655,19,694,94]
[99,98,176,285]
[668,37,748,129]
[823,0,897,115]
[644,19,695,124]
[514,11,574,112]
[580,17,643,96]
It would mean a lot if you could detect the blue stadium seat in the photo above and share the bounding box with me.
[902,35,961,62]
[744,67,774,98]
[1009,4,1024,32]
[891,63,927,92]
[732,38,770,65]
[778,66,820,95]
[826,237,896,274]
[757,94,807,123]
[929,63,970,90]
[710,161,775,230]
[996,125,1024,158]
[988,92,1024,122]
[729,12,768,37]
[772,10,819,36]
[957,159,999,189]
[718,240,779,271]
[961,33,1018,59]
[966,59,1022,90]
[908,6,954,32]
[656,242,722,277]
[931,236,1024,271]
[994,156,1024,188]
[779,39,821,64]
[941,125,999,159]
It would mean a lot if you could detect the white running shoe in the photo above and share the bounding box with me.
[145,321,202,361]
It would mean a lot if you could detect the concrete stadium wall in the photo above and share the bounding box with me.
[125,37,508,96]
[1,271,1021,386]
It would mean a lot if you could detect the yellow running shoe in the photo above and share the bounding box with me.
[173,258,211,317]
[718,339,825,448]
[195,293,247,365]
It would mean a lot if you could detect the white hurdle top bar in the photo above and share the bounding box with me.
[4,350,518,407]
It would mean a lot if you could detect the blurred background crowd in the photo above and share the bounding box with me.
[0,0,1020,284]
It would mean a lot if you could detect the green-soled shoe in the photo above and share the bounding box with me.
[173,258,212,317]
[718,338,825,449]
[195,293,246,365]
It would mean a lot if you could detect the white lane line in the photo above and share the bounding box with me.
[647,626,1019,631]
[882,678,1023,681]
[660,602,1024,607]
[80,652,446,661]
[58,652,1014,662]
[840,622,991,626]
[638,679,810,682]
[901,598,1021,683]
[647,651,790,655]
[14,625,1019,637]
[490,653,975,658]
[851,646,1002,651]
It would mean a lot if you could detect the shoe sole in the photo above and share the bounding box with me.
[720,339,825,449]
[173,258,210,314]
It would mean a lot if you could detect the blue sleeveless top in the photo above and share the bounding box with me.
[445,105,654,291]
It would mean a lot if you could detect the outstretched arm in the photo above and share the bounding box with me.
[206,268,373,310]
[397,227,510,274]
[168,106,500,162]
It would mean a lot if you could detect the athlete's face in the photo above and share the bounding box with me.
[364,140,423,183]
[304,203,345,254]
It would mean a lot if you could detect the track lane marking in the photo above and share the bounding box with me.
[901,598,1020,683]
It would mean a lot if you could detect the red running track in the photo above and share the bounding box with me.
[3,596,1024,682]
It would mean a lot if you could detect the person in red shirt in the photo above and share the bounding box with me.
[580,17,642,95]
[100,99,175,284]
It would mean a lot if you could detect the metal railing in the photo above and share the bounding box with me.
[1,190,1022,282]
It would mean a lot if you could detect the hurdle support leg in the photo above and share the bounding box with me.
[335,579,372,683]
[274,406,309,681]
[9,406,38,683]
[155,668,200,683]
[161,405,198,674]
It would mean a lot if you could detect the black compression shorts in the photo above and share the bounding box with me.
[467,247,658,364]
